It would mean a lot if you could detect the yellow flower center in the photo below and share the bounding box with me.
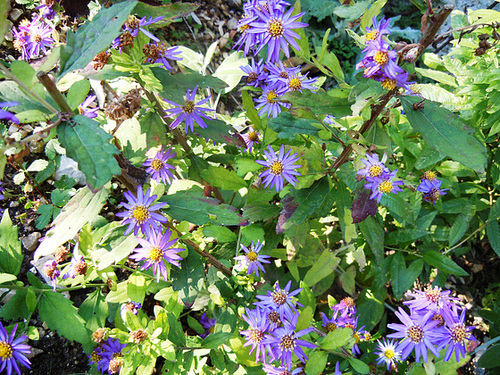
[132,205,150,224]
[239,24,251,32]
[368,165,383,177]
[32,33,42,43]
[266,91,278,104]
[151,158,164,171]
[384,349,395,359]
[424,286,442,303]
[422,171,437,181]
[250,329,264,343]
[247,131,258,142]
[407,325,424,343]
[378,180,393,193]
[183,101,195,114]
[268,19,284,38]
[271,291,287,305]
[353,332,361,344]
[374,51,389,66]
[91,351,102,363]
[246,251,258,262]
[149,246,164,262]
[269,161,284,175]
[366,30,380,41]
[125,16,140,30]
[381,78,396,90]
[325,322,336,332]
[288,77,302,91]
[451,323,468,343]
[0,341,13,360]
[279,334,296,351]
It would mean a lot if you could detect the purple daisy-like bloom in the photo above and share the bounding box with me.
[43,260,60,291]
[262,364,302,375]
[120,301,142,322]
[36,0,58,20]
[234,240,271,277]
[15,15,54,61]
[417,179,449,205]
[436,305,476,362]
[279,72,318,93]
[144,42,182,71]
[264,308,282,332]
[0,102,19,125]
[365,16,391,42]
[240,307,272,363]
[98,338,126,374]
[89,346,106,373]
[143,146,176,185]
[263,312,316,370]
[240,58,267,88]
[116,185,167,237]
[124,15,164,42]
[333,297,357,318]
[375,338,401,371]
[404,286,458,313]
[254,86,290,119]
[320,311,338,333]
[0,322,31,375]
[334,361,342,375]
[361,39,406,81]
[163,86,215,134]
[234,12,260,55]
[376,71,410,91]
[356,153,389,179]
[129,228,183,283]
[242,126,260,153]
[256,144,301,192]
[387,307,441,363]
[364,170,404,204]
[77,95,99,119]
[255,280,302,321]
[264,61,301,90]
[199,313,216,338]
[248,3,308,62]
[323,114,335,125]
[62,243,87,279]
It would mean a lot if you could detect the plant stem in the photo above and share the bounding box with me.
[4,283,105,293]
[37,72,74,113]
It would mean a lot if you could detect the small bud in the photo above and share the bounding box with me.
[405,46,419,63]
[130,329,148,344]
[54,245,69,263]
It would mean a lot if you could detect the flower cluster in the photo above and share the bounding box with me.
[43,243,88,291]
[234,240,271,277]
[381,285,476,369]
[12,15,54,61]
[357,153,404,203]
[256,144,301,192]
[0,322,31,375]
[240,281,316,371]
[143,42,182,71]
[112,15,164,53]
[36,0,59,20]
[416,171,448,205]
[355,17,411,92]
[89,337,127,374]
[143,146,176,185]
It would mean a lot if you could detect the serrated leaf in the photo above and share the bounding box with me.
[0,290,31,321]
[195,118,246,148]
[203,225,237,243]
[200,165,247,191]
[57,115,121,191]
[319,328,352,350]
[59,1,138,77]
[161,187,248,226]
[422,251,468,276]
[401,96,487,174]
[79,290,109,332]
[39,292,91,346]
[171,247,205,309]
[35,204,58,230]
[268,112,320,140]
[34,186,109,260]
[139,111,167,149]
[0,210,23,276]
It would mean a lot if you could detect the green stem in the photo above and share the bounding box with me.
[4,283,106,293]
[111,264,153,279]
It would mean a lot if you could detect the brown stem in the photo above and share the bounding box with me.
[165,221,232,278]
[37,72,74,113]
[417,5,454,58]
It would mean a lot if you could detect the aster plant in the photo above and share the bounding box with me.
[234,240,271,277]
[143,146,176,185]
[256,144,301,192]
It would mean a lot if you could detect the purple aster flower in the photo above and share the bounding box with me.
[248,3,308,62]
[98,338,126,374]
[36,0,58,20]
[163,86,215,134]
[254,86,290,118]
[417,179,449,205]
[89,346,106,373]
[124,15,164,42]
[375,338,401,371]
[143,146,176,185]
[264,308,282,332]
[404,286,458,313]
[43,260,60,291]
[143,42,182,71]
[263,312,316,370]
[334,361,342,375]
[0,322,31,375]
[0,102,20,125]
[420,170,438,182]
[199,313,216,338]
[262,364,302,375]
[364,170,404,204]
[333,297,357,317]
[234,240,271,277]
[240,58,267,87]
[242,126,260,153]
[356,153,389,179]
[320,311,338,333]
[351,325,367,356]
[264,61,301,90]
[323,114,335,125]
[120,301,142,322]
[78,95,99,119]
[279,72,318,93]
[365,16,391,42]
[255,280,302,321]
[359,39,406,80]
[234,12,260,55]
[62,243,87,279]
[387,307,441,363]
[0,181,5,200]
[240,307,272,363]
[116,185,167,237]
[436,304,476,362]
[15,15,54,61]
[129,228,183,283]
[256,144,301,192]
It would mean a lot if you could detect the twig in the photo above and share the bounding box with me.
[37,72,74,113]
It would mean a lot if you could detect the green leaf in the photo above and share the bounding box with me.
[212,51,247,93]
[161,188,248,226]
[333,0,371,21]
[152,67,227,104]
[59,1,138,77]
[133,2,199,28]
[203,225,237,243]
[360,0,388,31]
[301,0,337,22]
[200,165,247,191]
[0,273,17,284]
[127,273,146,303]
[303,248,340,286]
[448,202,475,246]
[241,91,261,129]
[349,357,370,374]
[0,210,23,276]
[487,198,500,257]
[359,217,384,266]
[66,80,90,110]
[268,112,320,140]
[79,290,109,332]
[0,290,31,321]
[34,186,109,260]
[93,227,138,270]
[195,118,246,148]
[304,351,328,375]
[39,292,91,347]
[422,251,468,276]
[285,89,352,118]
[139,111,167,149]
[401,96,487,174]
[391,254,423,300]
[235,156,261,177]
[318,328,352,350]
[171,247,205,308]
[477,344,500,368]
[35,204,58,229]
[0,1,9,44]
[57,115,121,191]
[167,312,186,347]
[415,67,458,87]
[201,332,233,349]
